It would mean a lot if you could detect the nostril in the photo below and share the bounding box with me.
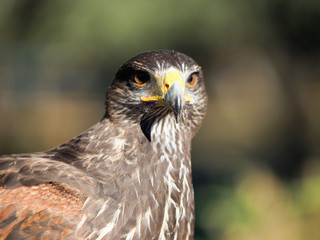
[164,83,170,90]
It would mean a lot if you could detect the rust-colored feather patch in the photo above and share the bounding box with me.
[0,183,85,239]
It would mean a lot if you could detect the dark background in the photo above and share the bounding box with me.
[1,1,320,239]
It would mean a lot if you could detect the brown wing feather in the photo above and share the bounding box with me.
[0,183,85,239]
[0,154,97,195]
[0,152,98,239]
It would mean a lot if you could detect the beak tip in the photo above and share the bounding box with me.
[163,81,183,122]
[174,112,180,123]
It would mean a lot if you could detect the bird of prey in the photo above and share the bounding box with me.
[0,50,207,240]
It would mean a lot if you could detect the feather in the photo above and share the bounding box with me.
[0,50,207,239]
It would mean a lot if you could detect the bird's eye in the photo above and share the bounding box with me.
[133,71,150,86]
[187,72,198,88]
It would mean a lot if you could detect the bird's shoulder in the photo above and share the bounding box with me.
[0,182,84,239]
[0,152,98,239]
[0,152,96,194]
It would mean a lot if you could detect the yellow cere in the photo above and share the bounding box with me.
[164,71,184,92]
[140,70,192,102]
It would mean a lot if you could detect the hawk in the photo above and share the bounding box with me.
[0,50,207,239]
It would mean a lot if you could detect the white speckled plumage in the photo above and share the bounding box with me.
[0,50,207,240]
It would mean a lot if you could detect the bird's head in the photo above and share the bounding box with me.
[106,50,207,141]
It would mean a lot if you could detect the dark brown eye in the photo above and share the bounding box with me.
[187,72,198,87]
[133,71,150,86]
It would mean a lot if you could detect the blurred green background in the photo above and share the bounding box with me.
[1,0,320,239]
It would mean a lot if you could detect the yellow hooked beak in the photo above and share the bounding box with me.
[141,70,192,121]
[141,71,192,102]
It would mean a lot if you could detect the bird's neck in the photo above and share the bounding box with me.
[150,113,192,169]
[52,114,192,181]
[74,114,195,239]
[136,115,195,239]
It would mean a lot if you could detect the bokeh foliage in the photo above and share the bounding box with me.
[0,0,320,239]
